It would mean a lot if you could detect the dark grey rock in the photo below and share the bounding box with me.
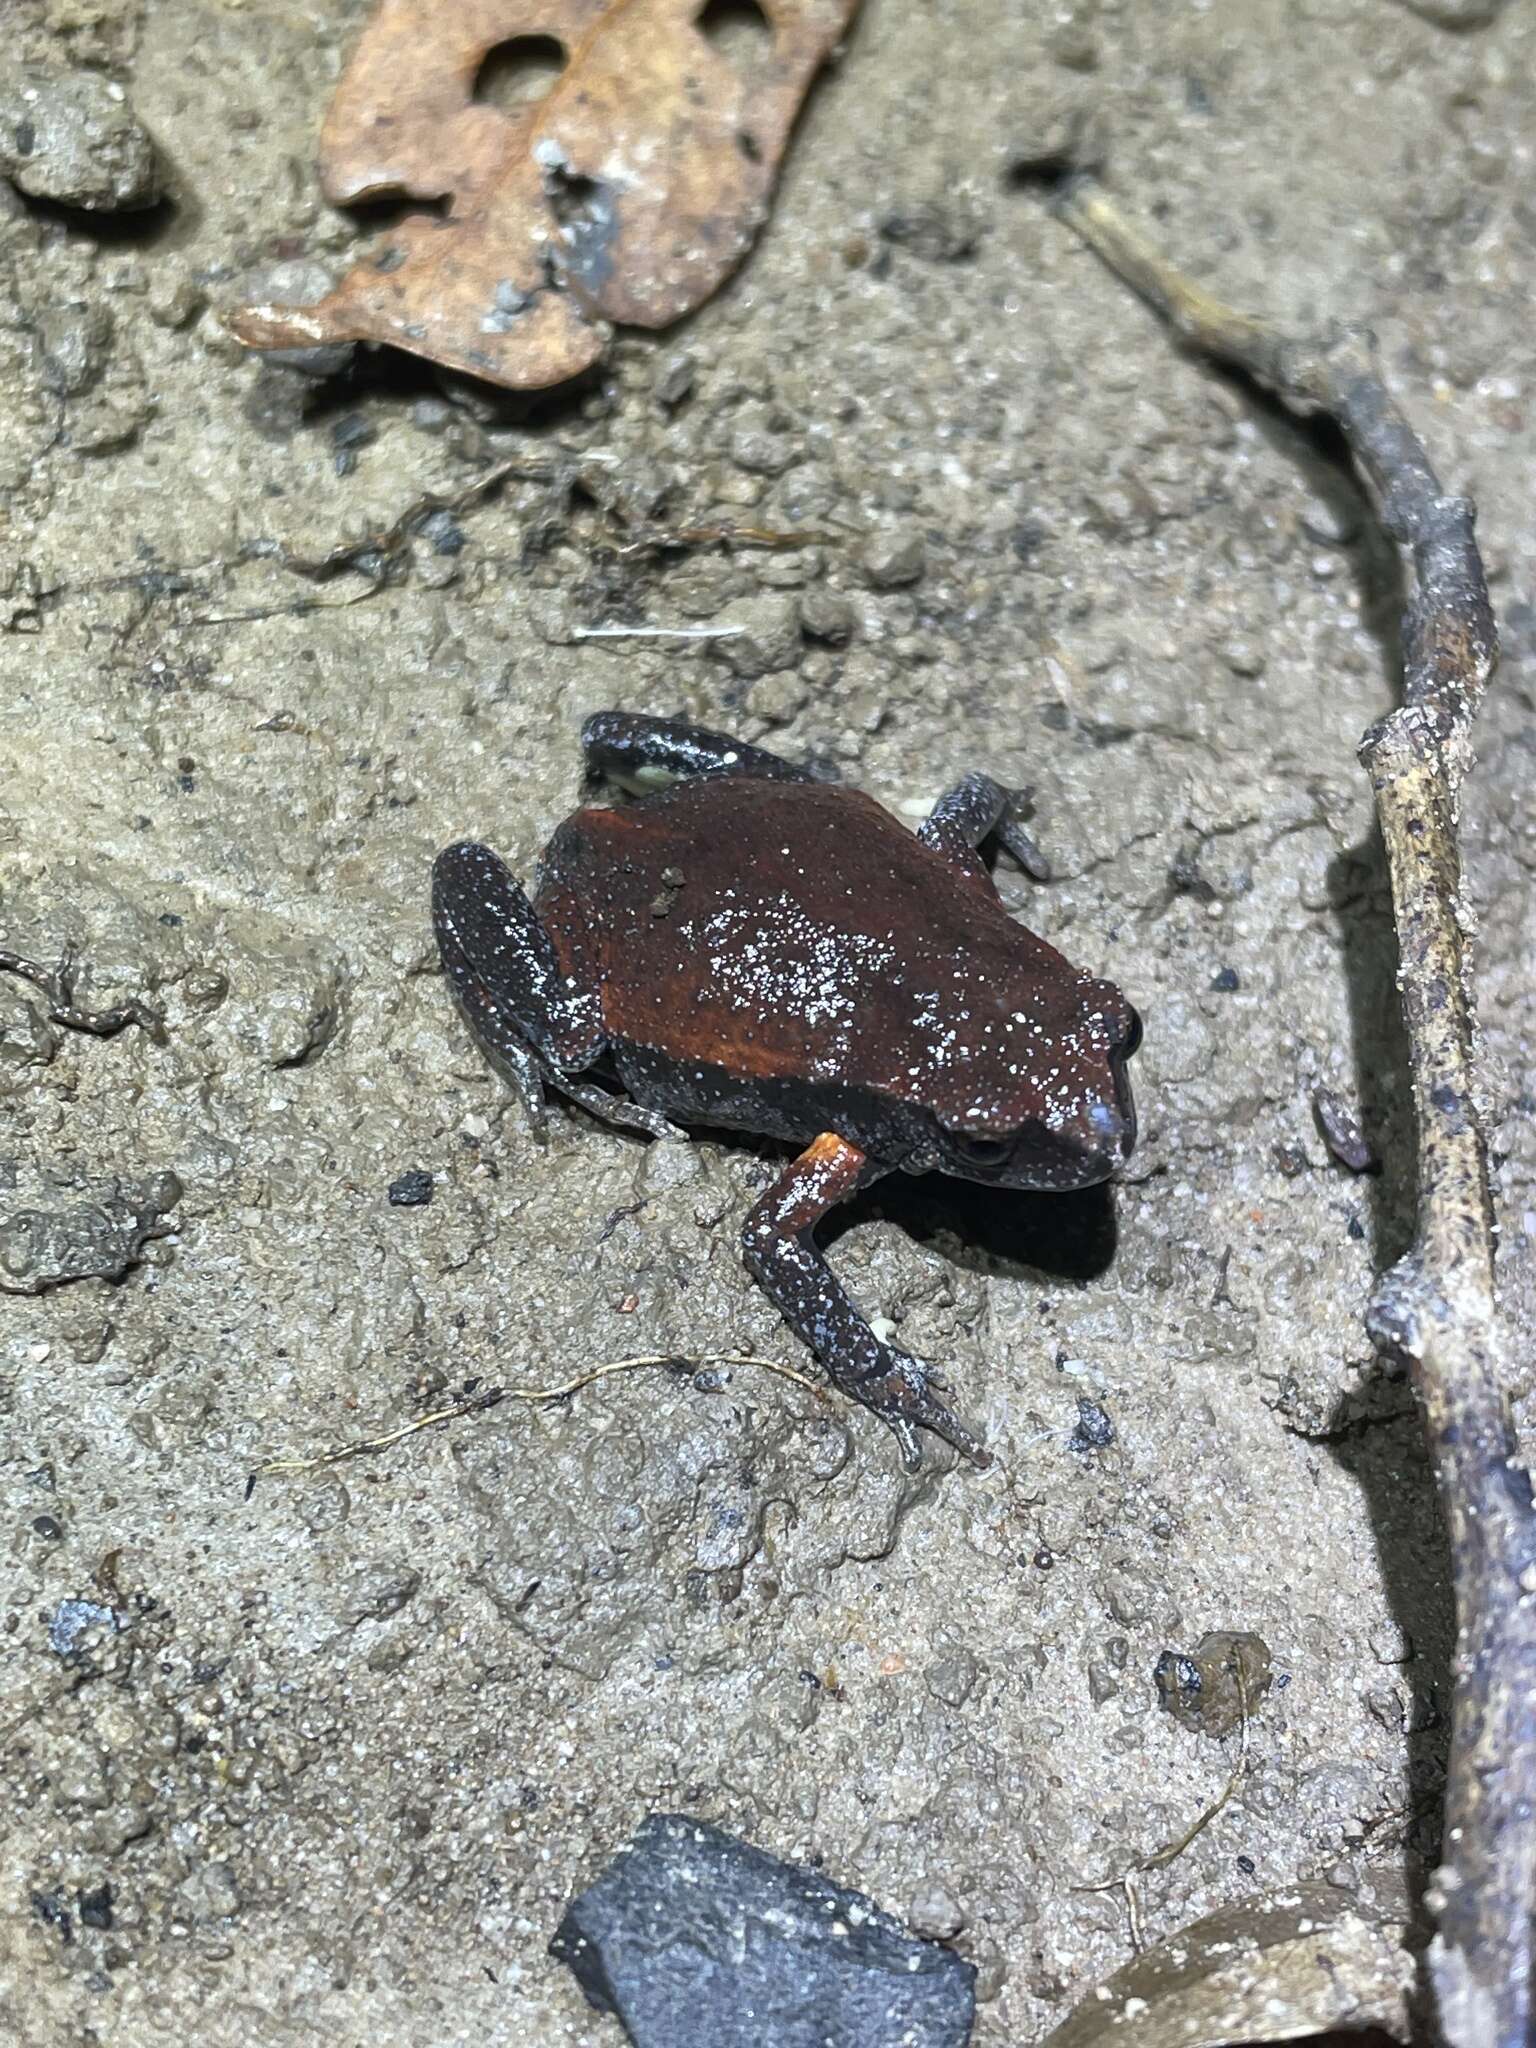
[551,1813,975,2048]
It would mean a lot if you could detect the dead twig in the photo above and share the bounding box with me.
[1078,1664,1252,1953]
[1053,178,1518,2048]
[243,452,564,583]
[247,1350,824,1491]
[0,946,166,1045]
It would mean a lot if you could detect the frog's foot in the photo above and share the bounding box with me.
[742,1131,991,1473]
[920,773,1051,886]
[850,1346,993,1472]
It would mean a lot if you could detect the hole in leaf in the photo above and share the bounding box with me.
[473,35,566,116]
[697,0,773,80]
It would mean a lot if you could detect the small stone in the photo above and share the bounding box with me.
[1298,492,1360,549]
[654,352,696,408]
[908,1885,966,1940]
[1004,96,1109,180]
[1105,1576,1150,1628]
[1086,1658,1120,1705]
[178,1861,239,1920]
[799,587,856,644]
[861,528,926,590]
[77,1883,113,1931]
[925,1648,981,1708]
[37,304,114,398]
[1047,25,1102,70]
[711,593,802,679]
[0,68,161,211]
[878,187,987,263]
[48,1599,119,1656]
[1220,637,1266,678]
[1211,965,1240,992]
[147,277,206,330]
[387,1169,434,1207]
[729,405,799,476]
[1068,1396,1114,1454]
[411,396,454,434]
[0,993,59,1073]
[1155,1630,1273,1739]
[552,1813,975,2047]
[1312,1086,1381,1174]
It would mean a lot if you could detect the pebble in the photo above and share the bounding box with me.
[1220,636,1266,678]
[925,1648,981,1708]
[908,1885,966,1940]
[861,528,926,590]
[0,68,161,211]
[147,276,206,331]
[799,587,856,644]
[387,1169,435,1207]
[710,593,802,679]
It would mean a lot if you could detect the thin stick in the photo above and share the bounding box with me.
[1137,1666,1251,1873]
[248,1351,823,1488]
[0,946,167,1044]
[1054,178,1520,2048]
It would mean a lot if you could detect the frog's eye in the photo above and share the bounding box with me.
[1119,1007,1143,1057]
[952,1133,1014,1169]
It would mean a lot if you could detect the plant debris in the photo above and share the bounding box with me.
[0,946,166,1044]
[228,0,863,389]
[247,1349,823,1490]
[1051,173,1510,2048]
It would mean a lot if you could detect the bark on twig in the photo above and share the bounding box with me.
[1052,178,1527,2048]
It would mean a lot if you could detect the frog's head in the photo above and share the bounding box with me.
[904,972,1141,1192]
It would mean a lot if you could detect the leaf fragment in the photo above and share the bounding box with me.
[229,0,861,388]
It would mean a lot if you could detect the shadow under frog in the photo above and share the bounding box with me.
[433,711,1141,1469]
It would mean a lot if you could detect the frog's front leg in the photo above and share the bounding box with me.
[920,773,1051,884]
[742,1132,992,1471]
[581,710,814,792]
[432,841,676,1139]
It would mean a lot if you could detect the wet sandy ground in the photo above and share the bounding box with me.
[2,1,1535,2041]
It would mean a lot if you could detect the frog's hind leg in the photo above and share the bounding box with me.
[433,841,599,1131]
[742,1131,992,1471]
[919,773,1051,885]
[581,711,813,792]
[434,841,680,1141]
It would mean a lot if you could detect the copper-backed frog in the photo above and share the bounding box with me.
[433,712,1141,1468]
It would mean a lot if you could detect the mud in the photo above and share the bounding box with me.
[2,1,1535,2042]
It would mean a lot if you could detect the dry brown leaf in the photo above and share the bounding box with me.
[1040,1885,1412,2048]
[229,0,861,388]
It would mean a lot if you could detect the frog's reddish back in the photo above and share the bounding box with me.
[534,777,1126,1141]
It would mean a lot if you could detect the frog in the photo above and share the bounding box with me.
[432,710,1141,1469]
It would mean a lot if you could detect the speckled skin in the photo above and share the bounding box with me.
[433,713,1141,1464]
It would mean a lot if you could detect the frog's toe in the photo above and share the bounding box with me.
[855,1348,991,1471]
